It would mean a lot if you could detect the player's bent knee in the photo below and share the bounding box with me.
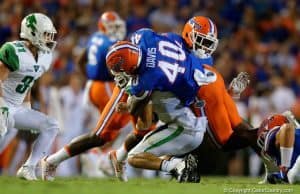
[41,117,60,134]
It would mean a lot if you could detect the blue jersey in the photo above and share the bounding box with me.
[266,127,300,168]
[128,28,211,106]
[86,32,115,81]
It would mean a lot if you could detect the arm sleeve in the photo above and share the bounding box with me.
[0,43,19,71]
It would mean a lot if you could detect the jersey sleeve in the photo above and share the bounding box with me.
[0,43,19,71]
[130,28,154,45]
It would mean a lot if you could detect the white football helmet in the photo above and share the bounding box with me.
[20,13,57,52]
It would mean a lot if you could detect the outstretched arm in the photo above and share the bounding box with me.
[77,48,87,76]
[228,72,250,99]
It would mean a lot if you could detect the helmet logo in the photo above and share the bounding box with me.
[26,15,37,35]
[109,56,124,71]
[189,19,201,30]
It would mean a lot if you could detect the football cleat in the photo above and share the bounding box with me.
[267,172,288,184]
[109,150,128,182]
[41,157,57,181]
[16,165,37,181]
[171,154,199,183]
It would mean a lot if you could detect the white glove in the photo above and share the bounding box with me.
[0,97,9,137]
[282,110,300,128]
[111,71,130,89]
[228,72,250,99]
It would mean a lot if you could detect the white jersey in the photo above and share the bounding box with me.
[0,41,52,106]
[151,91,207,132]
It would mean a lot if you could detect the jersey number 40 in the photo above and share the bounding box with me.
[157,41,186,83]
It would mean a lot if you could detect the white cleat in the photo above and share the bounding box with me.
[16,165,37,181]
[109,150,128,182]
[41,157,57,181]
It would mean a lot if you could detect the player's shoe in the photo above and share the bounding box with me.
[16,165,37,181]
[287,168,297,184]
[267,171,289,184]
[109,150,128,182]
[186,155,201,183]
[98,153,114,177]
[171,154,198,183]
[41,157,57,181]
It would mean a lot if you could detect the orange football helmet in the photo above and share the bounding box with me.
[106,41,142,75]
[98,11,126,41]
[257,114,289,149]
[182,16,218,58]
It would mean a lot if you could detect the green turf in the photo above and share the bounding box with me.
[1,176,299,194]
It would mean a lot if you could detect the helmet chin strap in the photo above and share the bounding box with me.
[192,49,207,59]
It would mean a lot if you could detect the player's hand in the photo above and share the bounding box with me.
[116,102,129,113]
[228,72,250,99]
[0,106,9,137]
[111,71,130,89]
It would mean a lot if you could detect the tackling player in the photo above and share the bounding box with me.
[257,111,300,184]
[0,13,59,180]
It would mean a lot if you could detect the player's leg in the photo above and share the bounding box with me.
[222,91,261,152]
[41,86,124,180]
[128,124,203,171]
[12,107,59,180]
[288,156,300,184]
[0,127,18,153]
[109,124,154,181]
[276,124,295,172]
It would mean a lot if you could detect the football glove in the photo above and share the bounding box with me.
[228,72,250,99]
[111,71,131,89]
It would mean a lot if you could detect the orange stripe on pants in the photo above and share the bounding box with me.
[90,82,131,142]
[197,65,242,145]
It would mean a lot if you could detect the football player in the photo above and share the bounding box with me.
[180,16,256,151]
[41,12,154,182]
[257,111,300,184]
[0,13,59,180]
[77,11,131,152]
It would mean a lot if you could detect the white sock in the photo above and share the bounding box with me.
[116,145,128,162]
[280,147,293,167]
[46,147,70,165]
[160,157,183,172]
[24,128,58,167]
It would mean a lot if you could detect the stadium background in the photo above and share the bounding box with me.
[0,0,300,179]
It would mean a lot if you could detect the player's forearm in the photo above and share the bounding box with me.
[136,101,153,130]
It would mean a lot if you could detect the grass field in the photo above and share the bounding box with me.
[1,176,299,194]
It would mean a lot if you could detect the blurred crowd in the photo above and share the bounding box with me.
[1,0,300,178]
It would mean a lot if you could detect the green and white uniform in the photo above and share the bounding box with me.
[129,91,207,157]
[0,40,58,133]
